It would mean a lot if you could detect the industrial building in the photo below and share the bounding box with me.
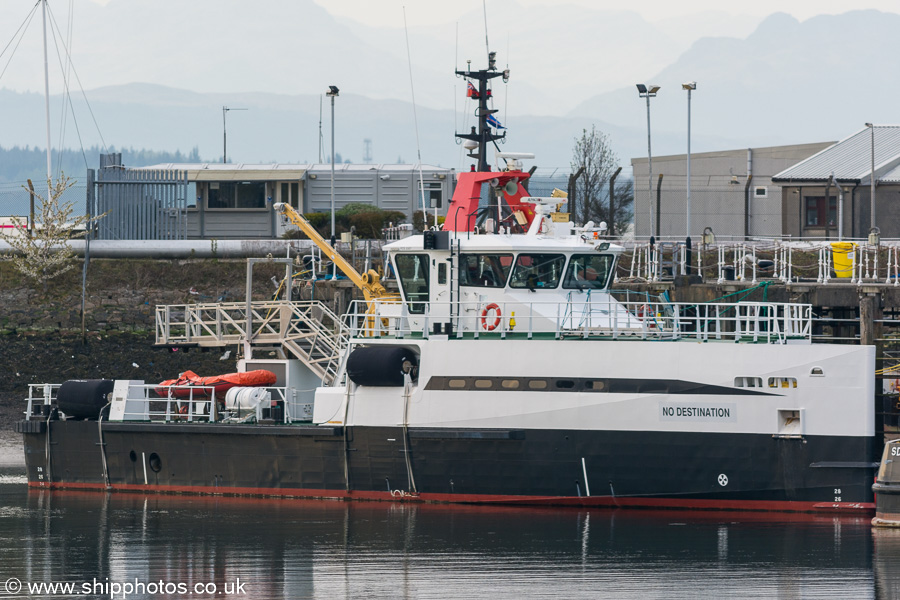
[773,125,900,239]
[631,142,831,241]
[88,154,454,240]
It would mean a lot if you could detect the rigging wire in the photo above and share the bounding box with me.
[46,2,108,155]
[455,21,469,171]
[0,3,40,84]
[453,21,457,145]
[402,6,430,227]
[46,3,89,173]
[55,0,76,175]
[318,95,324,163]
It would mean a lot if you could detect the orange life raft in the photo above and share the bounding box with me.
[155,369,277,398]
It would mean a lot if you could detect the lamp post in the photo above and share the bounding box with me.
[866,123,876,229]
[222,106,247,164]
[636,84,660,242]
[682,82,696,275]
[326,85,340,276]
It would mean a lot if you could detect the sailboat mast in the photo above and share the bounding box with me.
[41,0,52,197]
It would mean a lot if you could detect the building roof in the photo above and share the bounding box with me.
[772,125,900,183]
[137,162,452,182]
[305,163,448,172]
[880,163,900,184]
[137,163,307,182]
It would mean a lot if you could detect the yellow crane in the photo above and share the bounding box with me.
[272,203,399,312]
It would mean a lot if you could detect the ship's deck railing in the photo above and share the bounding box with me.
[345,298,813,343]
[155,300,348,384]
[23,382,310,424]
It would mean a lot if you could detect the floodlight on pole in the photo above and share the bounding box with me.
[866,123,876,229]
[327,86,340,276]
[222,106,248,164]
[682,81,696,275]
[636,83,660,241]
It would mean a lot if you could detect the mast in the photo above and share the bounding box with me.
[456,52,507,172]
[41,0,52,197]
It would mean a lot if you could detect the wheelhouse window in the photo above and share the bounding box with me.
[395,254,430,314]
[805,196,836,227]
[207,182,267,210]
[459,253,513,287]
[563,254,614,290]
[509,254,565,290]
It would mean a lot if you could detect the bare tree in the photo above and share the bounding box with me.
[0,175,105,290]
[570,126,633,233]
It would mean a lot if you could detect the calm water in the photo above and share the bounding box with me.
[0,433,896,599]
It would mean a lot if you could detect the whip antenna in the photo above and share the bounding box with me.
[483,0,490,64]
[402,7,433,228]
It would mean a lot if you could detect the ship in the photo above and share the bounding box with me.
[15,54,878,513]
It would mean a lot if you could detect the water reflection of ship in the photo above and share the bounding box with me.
[18,490,875,599]
[874,527,900,599]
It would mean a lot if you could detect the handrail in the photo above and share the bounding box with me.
[155,299,350,384]
[23,382,312,424]
[342,298,813,344]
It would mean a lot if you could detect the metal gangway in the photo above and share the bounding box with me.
[156,257,351,384]
[155,299,348,385]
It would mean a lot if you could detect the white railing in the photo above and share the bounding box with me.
[618,239,900,285]
[155,300,348,383]
[23,382,311,424]
[344,298,812,344]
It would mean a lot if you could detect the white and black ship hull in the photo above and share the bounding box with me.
[17,339,879,514]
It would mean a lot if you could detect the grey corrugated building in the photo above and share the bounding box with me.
[131,162,454,239]
[772,125,900,239]
[631,142,832,240]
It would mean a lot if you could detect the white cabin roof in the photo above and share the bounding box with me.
[385,232,624,254]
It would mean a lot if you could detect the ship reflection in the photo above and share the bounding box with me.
[17,489,877,599]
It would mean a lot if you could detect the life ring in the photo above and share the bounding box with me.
[480,303,502,331]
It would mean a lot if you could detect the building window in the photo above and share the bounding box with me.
[207,182,267,210]
[187,183,200,209]
[280,182,301,210]
[423,182,442,208]
[754,186,768,199]
[805,196,836,227]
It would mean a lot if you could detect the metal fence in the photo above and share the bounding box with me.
[633,179,781,241]
[90,164,188,240]
[0,182,88,226]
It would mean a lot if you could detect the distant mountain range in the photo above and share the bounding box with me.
[0,4,896,174]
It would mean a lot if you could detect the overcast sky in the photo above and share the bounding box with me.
[2,0,893,165]
[311,0,900,25]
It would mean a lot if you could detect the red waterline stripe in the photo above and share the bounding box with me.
[27,481,875,514]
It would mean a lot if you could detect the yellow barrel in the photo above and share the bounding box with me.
[831,242,856,278]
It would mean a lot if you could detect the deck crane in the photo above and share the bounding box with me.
[272,203,398,310]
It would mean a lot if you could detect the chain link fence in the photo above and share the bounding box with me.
[0,182,88,226]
